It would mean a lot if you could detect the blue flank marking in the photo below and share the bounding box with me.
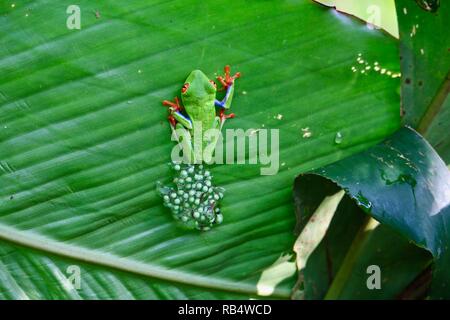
[175,111,192,125]
[214,99,225,108]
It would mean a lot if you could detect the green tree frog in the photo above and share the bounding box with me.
[162,65,240,163]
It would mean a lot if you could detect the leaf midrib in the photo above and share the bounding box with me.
[0,223,290,298]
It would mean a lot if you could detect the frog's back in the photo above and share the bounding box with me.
[181,69,217,129]
[187,98,216,129]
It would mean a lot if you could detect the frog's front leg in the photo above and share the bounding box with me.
[214,85,234,109]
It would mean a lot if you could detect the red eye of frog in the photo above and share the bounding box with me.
[181,83,190,94]
[209,80,217,88]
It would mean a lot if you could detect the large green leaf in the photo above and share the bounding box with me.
[395,0,450,162]
[294,127,450,299]
[0,0,400,298]
[425,97,450,163]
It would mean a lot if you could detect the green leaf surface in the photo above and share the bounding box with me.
[395,0,450,162]
[0,239,252,300]
[425,96,450,163]
[294,127,450,299]
[0,0,400,298]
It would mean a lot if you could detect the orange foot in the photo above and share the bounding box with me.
[219,109,235,121]
[162,97,183,126]
[216,65,240,90]
[162,96,182,112]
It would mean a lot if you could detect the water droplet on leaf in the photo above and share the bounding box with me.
[335,132,343,144]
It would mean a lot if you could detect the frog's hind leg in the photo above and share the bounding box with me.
[162,97,195,163]
[162,96,193,130]
[215,65,240,122]
[174,123,196,163]
[215,65,240,110]
[214,84,234,109]
[215,87,235,124]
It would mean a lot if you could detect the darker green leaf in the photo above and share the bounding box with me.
[294,127,450,299]
[395,0,450,162]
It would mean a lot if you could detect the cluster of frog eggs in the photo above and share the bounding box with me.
[158,162,224,231]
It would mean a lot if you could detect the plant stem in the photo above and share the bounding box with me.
[416,72,450,135]
[324,216,379,299]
